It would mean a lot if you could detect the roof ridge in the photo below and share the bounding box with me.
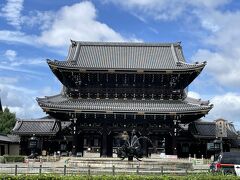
[195,121,215,124]
[17,119,56,122]
[72,41,181,47]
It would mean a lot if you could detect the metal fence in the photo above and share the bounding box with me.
[0,164,209,176]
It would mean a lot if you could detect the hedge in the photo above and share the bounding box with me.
[0,156,4,163]
[2,155,25,163]
[0,174,239,180]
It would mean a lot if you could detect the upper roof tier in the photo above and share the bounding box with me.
[47,41,206,71]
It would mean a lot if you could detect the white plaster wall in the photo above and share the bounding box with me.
[9,144,20,155]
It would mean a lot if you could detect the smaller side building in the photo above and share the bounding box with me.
[0,134,20,155]
[12,117,61,155]
[189,119,239,157]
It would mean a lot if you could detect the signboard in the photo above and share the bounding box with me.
[215,119,227,138]
[207,143,214,150]
[29,140,37,148]
[207,143,220,151]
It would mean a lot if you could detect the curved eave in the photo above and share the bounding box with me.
[12,131,57,136]
[47,59,206,73]
[37,101,212,116]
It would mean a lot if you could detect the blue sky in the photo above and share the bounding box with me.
[0,0,240,128]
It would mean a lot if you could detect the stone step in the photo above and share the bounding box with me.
[68,158,192,170]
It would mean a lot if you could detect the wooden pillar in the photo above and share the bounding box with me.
[165,135,171,155]
[141,126,149,157]
[100,126,112,157]
[172,136,177,155]
[71,118,84,156]
[77,131,84,157]
[72,133,84,156]
[107,133,113,157]
[101,130,108,157]
[142,139,148,157]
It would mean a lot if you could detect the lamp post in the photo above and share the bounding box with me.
[29,134,38,158]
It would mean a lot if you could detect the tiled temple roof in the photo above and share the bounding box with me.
[189,120,238,139]
[12,118,60,135]
[0,134,20,143]
[47,41,206,71]
[37,95,212,114]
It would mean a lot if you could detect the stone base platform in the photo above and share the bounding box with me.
[68,156,193,171]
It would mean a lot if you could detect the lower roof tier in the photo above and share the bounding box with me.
[37,95,212,115]
[12,118,238,141]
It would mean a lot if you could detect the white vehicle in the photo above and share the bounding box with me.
[210,152,240,176]
[234,164,240,176]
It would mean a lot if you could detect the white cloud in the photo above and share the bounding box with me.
[0,83,37,95]
[0,0,24,29]
[20,10,54,30]
[188,91,201,99]
[7,57,45,67]
[200,19,220,32]
[188,0,230,9]
[4,49,17,61]
[0,1,140,120]
[105,0,229,21]
[208,93,240,129]
[0,30,37,45]
[0,77,18,84]
[0,80,57,119]
[105,0,240,89]
[0,1,139,48]
[0,79,40,118]
[109,0,184,21]
[190,9,240,88]
[38,2,126,47]
[0,64,45,75]
[1,49,45,68]
[195,9,240,52]
[192,49,240,87]
[1,51,45,77]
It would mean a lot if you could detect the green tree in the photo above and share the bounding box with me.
[0,107,16,134]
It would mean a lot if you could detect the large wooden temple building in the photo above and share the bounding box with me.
[12,41,238,158]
